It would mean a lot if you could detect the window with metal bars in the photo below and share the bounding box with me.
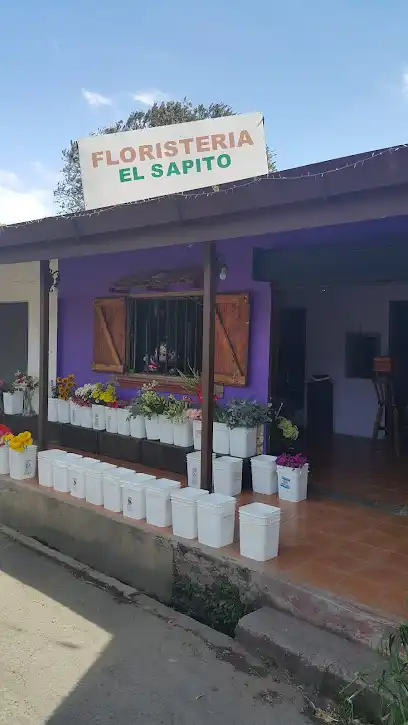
[126,296,203,376]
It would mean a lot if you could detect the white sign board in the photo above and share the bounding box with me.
[78,112,268,210]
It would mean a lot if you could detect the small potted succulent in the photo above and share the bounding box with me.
[129,382,165,440]
[72,383,99,428]
[224,398,271,458]
[91,382,117,431]
[276,452,308,502]
[164,396,194,448]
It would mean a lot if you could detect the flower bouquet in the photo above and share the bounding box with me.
[0,424,12,474]
[56,374,76,424]
[13,372,39,417]
[276,453,308,502]
[72,383,100,428]
[224,398,272,459]
[48,381,59,422]
[129,382,165,440]
[163,396,193,448]
[4,431,37,480]
[90,383,117,431]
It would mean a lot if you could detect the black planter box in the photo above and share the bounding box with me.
[141,439,165,471]
[47,421,62,445]
[3,413,38,437]
[61,424,98,454]
[98,431,141,463]
[241,457,253,491]
[161,442,193,475]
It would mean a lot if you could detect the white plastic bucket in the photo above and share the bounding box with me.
[130,415,146,439]
[145,414,160,440]
[277,465,308,502]
[85,461,117,505]
[3,391,23,415]
[117,408,131,436]
[105,407,118,434]
[121,472,156,520]
[102,467,133,512]
[251,455,278,495]
[92,405,106,431]
[213,422,230,455]
[70,400,81,427]
[213,456,243,496]
[159,415,174,445]
[197,493,236,548]
[186,451,216,488]
[229,427,257,459]
[38,449,66,488]
[9,448,37,480]
[239,502,281,561]
[0,446,9,474]
[173,421,193,448]
[53,452,83,493]
[170,487,209,539]
[80,405,93,428]
[69,457,98,499]
[57,399,70,424]
[48,398,58,422]
[193,419,201,450]
[145,478,181,527]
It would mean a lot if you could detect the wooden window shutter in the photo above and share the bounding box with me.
[93,297,126,373]
[214,294,250,386]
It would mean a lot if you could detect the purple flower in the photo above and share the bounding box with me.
[276,453,307,469]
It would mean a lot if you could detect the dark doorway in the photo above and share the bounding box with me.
[389,301,408,426]
[275,307,307,420]
[0,302,28,382]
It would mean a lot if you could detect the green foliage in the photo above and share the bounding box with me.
[224,398,272,429]
[54,97,276,213]
[129,381,165,419]
[172,573,252,637]
[163,395,188,423]
[340,622,408,725]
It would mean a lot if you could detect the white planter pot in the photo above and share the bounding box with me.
[197,493,236,548]
[0,446,9,474]
[145,414,160,441]
[102,467,132,512]
[159,415,174,445]
[250,455,278,495]
[70,400,81,426]
[57,399,70,424]
[105,407,118,434]
[213,456,243,496]
[85,462,117,506]
[38,449,66,488]
[170,488,209,539]
[3,391,23,415]
[277,465,308,502]
[173,420,194,448]
[193,420,202,450]
[121,472,156,520]
[69,458,98,499]
[239,502,281,561]
[130,415,146,439]
[92,405,106,431]
[9,448,36,480]
[48,398,58,422]
[186,451,216,488]
[80,405,93,428]
[145,479,181,527]
[229,427,257,459]
[117,408,131,437]
[213,422,230,455]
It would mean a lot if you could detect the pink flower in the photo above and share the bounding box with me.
[186,408,202,421]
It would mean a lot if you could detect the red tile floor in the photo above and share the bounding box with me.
[37,438,408,622]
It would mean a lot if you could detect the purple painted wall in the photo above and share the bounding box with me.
[58,238,271,402]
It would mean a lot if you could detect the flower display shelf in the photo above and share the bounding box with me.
[60,423,98,454]
[98,430,142,463]
[141,439,193,476]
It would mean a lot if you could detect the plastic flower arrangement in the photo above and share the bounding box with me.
[56,374,76,400]
[129,381,165,419]
[91,383,117,407]
[276,453,307,469]
[4,431,33,453]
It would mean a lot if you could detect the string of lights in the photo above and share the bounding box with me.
[1,143,407,231]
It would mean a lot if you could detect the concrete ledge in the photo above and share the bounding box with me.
[0,475,398,650]
[236,607,384,718]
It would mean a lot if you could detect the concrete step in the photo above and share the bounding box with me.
[236,606,386,719]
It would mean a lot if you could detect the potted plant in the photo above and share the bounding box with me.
[225,398,271,458]
[159,396,174,445]
[164,396,194,448]
[186,407,202,450]
[128,391,147,439]
[4,430,37,480]
[130,381,164,440]
[56,375,76,423]
[0,424,12,474]
[276,452,308,502]
[91,382,117,431]
[3,372,25,416]
[106,399,119,434]
[179,368,219,451]
[72,383,99,428]
[48,381,59,422]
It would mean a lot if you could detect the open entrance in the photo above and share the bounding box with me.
[255,217,408,515]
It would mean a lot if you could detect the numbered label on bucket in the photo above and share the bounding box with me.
[24,460,32,476]
[72,478,77,488]
[280,476,290,490]
[192,466,198,484]
[127,496,133,509]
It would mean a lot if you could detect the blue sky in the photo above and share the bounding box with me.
[1,0,408,223]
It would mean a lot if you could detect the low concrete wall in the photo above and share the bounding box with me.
[0,476,397,648]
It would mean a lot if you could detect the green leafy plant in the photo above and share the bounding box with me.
[163,395,189,424]
[129,381,165,419]
[224,398,272,429]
